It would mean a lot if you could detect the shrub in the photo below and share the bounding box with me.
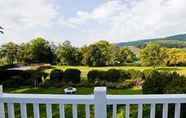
[142,69,154,80]
[50,69,63,81]
[2,75,25,88]
[64,69,81,83]
[87,70,106,82]
[164,75,186,94]
[127,69,143,79]
[142,70,182,94]
[88,69,133,82]
[87,70,99,82]
[106,69,121,82]
[120,70,130,80]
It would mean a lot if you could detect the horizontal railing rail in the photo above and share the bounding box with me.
[107,94,186,104]
[0,85,185,118]
[1,94,94,104]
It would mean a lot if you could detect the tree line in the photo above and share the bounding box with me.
[0,37,186,66]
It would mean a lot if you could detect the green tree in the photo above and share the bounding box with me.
[82,40,112,66]
[165,48,186,66]
[117,48,136,64]
[140,43,167,66]
[17,43,32,63]
[29,37,54,63]
[0,42,19,64]
[56,41,82,65]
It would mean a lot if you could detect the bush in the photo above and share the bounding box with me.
[64,69,81,83]
[120,70,130,80]
[127,69,143,79]
[88,69,131,82]
[50,69,63,81]
[142,69,154,80]
[164,74,186,94]
[2,75,25,88]
[106,69,121,82]
[87,70,106,82]
[142,70,184,94]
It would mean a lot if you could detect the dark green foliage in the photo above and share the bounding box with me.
[56,41,82,66]
[164,74,186,94]
[50,69,63,81]
[119,70,130,80]
[0,69,46,88]
[0,70,30,83]
[127,69,143,79]
[142,70,186,94]
[87,70,106,82]
[142,70,172,94]
[17,37,55,64]
[142,70,186,118]
[82,41,113,66]
[64,69,81,83]
[87,69,132,82]
[30,37,55,63]
[106,69,121,82]
[0,42,19,64]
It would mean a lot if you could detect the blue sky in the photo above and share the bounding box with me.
[0,0,186,46]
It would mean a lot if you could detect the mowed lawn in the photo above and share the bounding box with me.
[5,87,142,95]
[51,66,186,78]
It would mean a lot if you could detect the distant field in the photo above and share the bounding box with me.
[48,66,186,78]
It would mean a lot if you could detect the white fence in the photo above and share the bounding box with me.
[0,85,186,118]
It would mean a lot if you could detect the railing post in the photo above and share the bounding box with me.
[0,85,5,118]
[94,87,107,118]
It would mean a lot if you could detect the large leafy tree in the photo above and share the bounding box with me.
[140,43,167,66]
[29,37,54,63]
[0,42,19,64]
[117,48,137,64]
[17,43,32,63]
[83,41,112,66]
[165,48,186,66]
[56,41,82,65]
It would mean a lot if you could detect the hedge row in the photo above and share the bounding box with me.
[0,70,45,88]
[87,69,143,82]
[0,68,81,88]
[49,68,81,83]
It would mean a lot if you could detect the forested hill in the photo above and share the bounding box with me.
[117,34,186,48]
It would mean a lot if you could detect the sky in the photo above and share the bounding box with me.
[0,0,186,46]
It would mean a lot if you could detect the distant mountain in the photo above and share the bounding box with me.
[117,34,186,48]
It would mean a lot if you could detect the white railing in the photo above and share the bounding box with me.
[0,85,185,118]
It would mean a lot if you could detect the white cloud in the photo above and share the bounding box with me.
[67,0,186,43]
[1,0,186,46]
[0,0,58,43]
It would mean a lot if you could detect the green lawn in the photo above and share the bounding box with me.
[5,87,142,95]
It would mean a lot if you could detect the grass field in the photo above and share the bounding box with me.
[50,66,186,78]
[5,86,142,95]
